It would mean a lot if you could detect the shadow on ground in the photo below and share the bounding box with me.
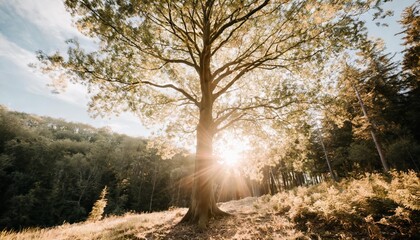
[145,215,239,240]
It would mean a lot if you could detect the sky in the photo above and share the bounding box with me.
[0,0,417,137]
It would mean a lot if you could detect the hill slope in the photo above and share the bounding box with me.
[1,171,419,239]
[0,198,304,240]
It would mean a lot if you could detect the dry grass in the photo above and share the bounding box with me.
[0,198,303,240]
[1,171,419,240]
[0,209,187,240]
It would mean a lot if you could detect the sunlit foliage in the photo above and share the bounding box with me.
[87,186,108,222]
[264,171,420,239]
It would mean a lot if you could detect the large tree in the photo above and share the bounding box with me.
[37,0,382,228]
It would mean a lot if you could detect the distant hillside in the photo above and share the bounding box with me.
[2,172,419,239]
[0,106,193,230]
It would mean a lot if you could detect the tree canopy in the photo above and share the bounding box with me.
[38,0,379,136]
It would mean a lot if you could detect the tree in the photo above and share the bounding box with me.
[37,0,383,228]
[351,72,389,172]
[400,3,420,142]
[0,108,187,229]
[317,128,337,181]
[400,2,420,81]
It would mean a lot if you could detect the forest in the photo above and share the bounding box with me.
[0,106,191,229]
[0,0,419,234]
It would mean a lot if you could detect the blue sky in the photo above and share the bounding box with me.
[0,0,417,137]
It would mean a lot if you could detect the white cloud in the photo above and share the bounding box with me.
[10,0,81,42]
[0,0,99,108]
[0,32,88,108]
[41,82,89,106]
[96,113,151,137]
[0,33,36,68]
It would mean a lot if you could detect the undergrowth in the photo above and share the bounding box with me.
[267,170,420,239]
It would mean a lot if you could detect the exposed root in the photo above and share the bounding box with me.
[213,207,231,219]
[179,206,231,229]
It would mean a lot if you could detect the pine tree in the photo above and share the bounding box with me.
[400,3,420,81]
[400,3,420,142]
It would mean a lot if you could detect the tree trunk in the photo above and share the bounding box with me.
[176,179,181,206]
[148,164,158,212]
[282,172,288,189]
[352,83,389,172]
[180,105,229,228]
[269,167,280,193]
[318,129,337,182]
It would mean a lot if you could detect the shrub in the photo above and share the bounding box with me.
[388,170,420,210]
[270,171,420,239]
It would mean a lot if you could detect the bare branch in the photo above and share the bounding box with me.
[140,81,200,107]
[210,0,269,43]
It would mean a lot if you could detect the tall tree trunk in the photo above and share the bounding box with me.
[318,129,337,181]
[282,172,288,189]
[352,83,389,172]
[269,167,278,194]
[176,179,181,206]
[180,102,228,228]
[148,164,158,212]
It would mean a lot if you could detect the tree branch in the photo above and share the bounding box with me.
[81,1,198,70]
[140,81,200,107]
[215,113,246,133]
[210,0,269,43]
[213,60,264,100]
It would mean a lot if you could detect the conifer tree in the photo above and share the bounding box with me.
[400,3,420,142]
[87,186,108,222]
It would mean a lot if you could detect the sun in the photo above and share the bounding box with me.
[215,132,250,168]
[219,148,242,167]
